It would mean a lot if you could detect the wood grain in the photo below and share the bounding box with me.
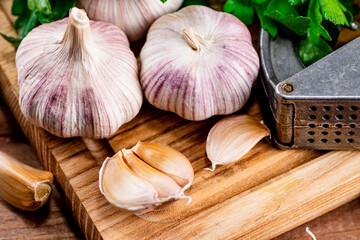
[0,2,360,240]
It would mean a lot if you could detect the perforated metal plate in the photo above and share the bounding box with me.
[260,29,360,149]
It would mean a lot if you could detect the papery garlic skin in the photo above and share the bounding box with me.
[131,141,194,190]
[0,151,53,211]
[99,142,193,211]
[206,115,270,171]
[140,6,259,121]
[16,8,142,139]
[99,152,160,211]
[79,0,183,42]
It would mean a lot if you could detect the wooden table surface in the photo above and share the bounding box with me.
[0,1,360,239]
[0,96,359,240]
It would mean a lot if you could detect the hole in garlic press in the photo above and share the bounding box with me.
[308,115,316,120]
[309,106,317,111]
[350,106,358,111]
[322,115,330,120]
[336,106,344,111]
[322,106,330,111]
[349,115,357,120]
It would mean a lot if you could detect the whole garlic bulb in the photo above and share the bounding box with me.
[16,7,142,139]
[140,6,259,121]
[78,0,183,42]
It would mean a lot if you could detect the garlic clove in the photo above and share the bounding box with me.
[206,114,270,171]
[79,0,183,41]
[16,7,142,139]
[0,151,53,211]
[131,142,194,190]
[99,152,159,211]
[122,149,183,199]
[140,5,259,121]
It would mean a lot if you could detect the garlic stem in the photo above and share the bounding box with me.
[0,151,53,211]
[182,28,207,51]
[82,138,115,165]
[60,7,94,60]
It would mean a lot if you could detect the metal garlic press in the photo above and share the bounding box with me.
[260,30,360,150]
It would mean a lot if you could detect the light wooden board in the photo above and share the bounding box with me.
[1,4,360,240]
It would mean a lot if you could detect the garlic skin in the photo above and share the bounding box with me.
[0,151,53,211]
[79,0,183,42]
[16,8,142,139]
[99,152,159,211]
[99,142,193,211]
[131,141,194,189]
[206,115,270,171]
[140,6,259,121]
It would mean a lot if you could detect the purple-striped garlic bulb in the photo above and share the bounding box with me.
[78,0,183,42]
[16,7,142,139]
[140,6,259,121]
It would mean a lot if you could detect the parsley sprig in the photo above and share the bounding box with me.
[1,0,76,48]
[224,0,358,65]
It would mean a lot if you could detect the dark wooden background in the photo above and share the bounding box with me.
[0,0,359,239]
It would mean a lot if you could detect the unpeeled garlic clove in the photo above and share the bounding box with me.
[206,114,270,171]
[140,6,259,121]
[16,7,142,139]
[78,0,183,41]
[122,149,182,199]
[99,142,193,211]
[131,141,194,190]
[0,151,53,211]
[99,152,159,211]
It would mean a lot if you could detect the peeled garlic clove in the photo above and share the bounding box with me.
[131,142,194,190]
[99,152,160,211]
[122,149,183,199]
[206,115,270,171]
[16,7,142,139]
[0,151,53,211]
[79,0,183,42]
[140,6,259,121]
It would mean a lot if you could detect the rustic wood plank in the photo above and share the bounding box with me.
[0,3,360,240]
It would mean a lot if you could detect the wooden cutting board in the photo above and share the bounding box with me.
[1,4,360,240]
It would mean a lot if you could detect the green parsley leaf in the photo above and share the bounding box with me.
[36,0,76,24]
[160,0,167,3]
[2,0,76,49]
[34,0,52,15]
[288,0,308,5]
[0,33,22,49]
[318,0,351,26]
[264,0,310,36]
[182,0,210,7]
[253,3,278,37]
[224,0,254,26]
[298,0,332,66]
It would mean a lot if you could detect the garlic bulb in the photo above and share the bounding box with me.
[0,151,53,211]
[206,115,270,171]
[99,142,193,211]
[16,7,142,139]
[78,0,183,42]
[140,5,259,121]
